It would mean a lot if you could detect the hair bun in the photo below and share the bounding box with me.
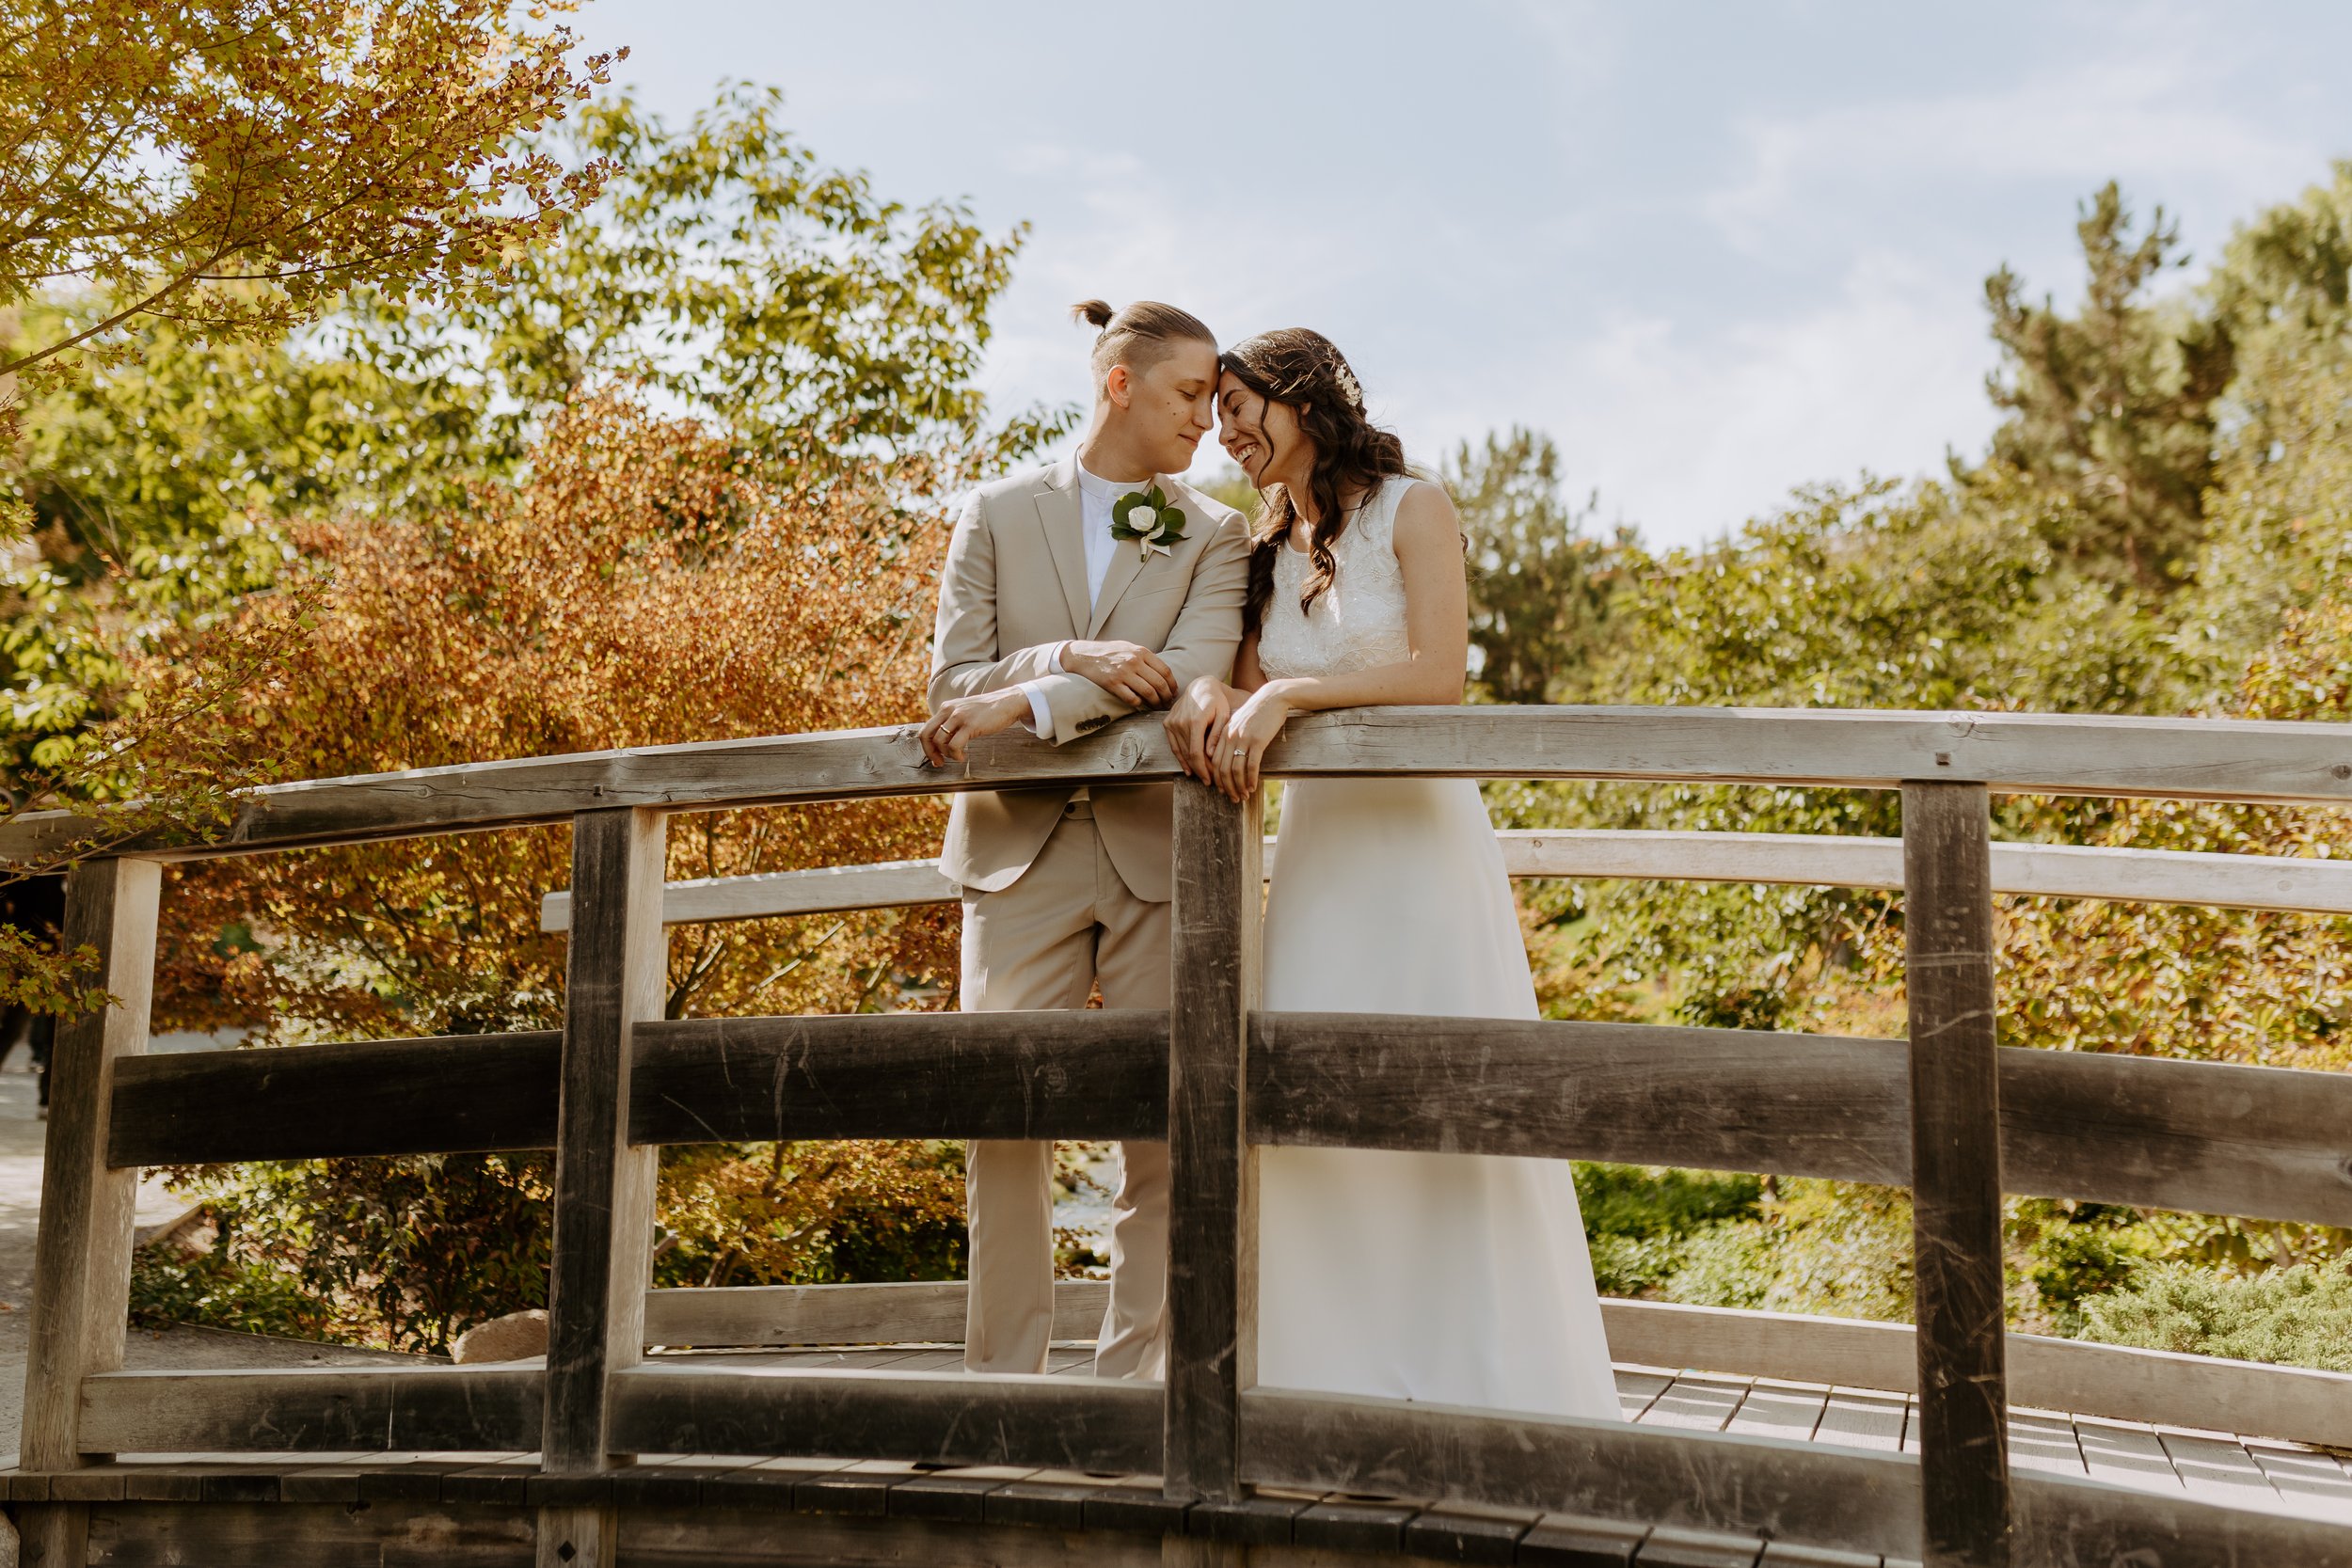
[1071,298,1116,331]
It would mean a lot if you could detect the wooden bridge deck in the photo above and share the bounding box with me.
[698,1345,2352,1527]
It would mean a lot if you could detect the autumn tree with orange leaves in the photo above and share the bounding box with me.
[132,398,980,1348]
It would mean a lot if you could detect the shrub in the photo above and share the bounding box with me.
[2077,1261,2352,1370]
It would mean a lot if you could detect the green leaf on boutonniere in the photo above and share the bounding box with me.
[1109,483,1188,560]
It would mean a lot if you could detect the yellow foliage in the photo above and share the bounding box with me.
[152,397,958,1037]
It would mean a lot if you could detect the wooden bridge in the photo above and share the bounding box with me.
[8,705,2352,1567]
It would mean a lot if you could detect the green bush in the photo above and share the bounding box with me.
[137,1152,553,1355]
[2078,1262,2352,1370]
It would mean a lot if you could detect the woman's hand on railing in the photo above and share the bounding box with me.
[1212,683,1294,801]
[1166,676,1237,785]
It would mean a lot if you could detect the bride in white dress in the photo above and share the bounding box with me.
[1164,329,1617,1420]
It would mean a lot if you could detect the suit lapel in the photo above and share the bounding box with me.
[1031,457,1090,639]
[1087,471,1172,636]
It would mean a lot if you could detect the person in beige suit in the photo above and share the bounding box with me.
[918,299,1250,1377]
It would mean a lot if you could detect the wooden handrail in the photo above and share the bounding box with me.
[539,830,2352,929]
[15,704,2352,865]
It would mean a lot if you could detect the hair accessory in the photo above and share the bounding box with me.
[1333,363,1364,411]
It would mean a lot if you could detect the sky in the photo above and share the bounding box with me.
[572,1,2352,549]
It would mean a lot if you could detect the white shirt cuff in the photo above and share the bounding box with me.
[1019,679,1055,741]
[1046,640,1069,675]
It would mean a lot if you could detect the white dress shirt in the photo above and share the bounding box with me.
[1020,458,1149,736]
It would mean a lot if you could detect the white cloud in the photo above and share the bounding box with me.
[1705,47,2320,258]
[1421,250,2000,549]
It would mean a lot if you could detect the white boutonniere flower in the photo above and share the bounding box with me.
[1110,484,1188,561]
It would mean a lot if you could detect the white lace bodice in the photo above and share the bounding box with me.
[1256,475,1421,681]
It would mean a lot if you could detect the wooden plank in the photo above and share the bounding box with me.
[83,1499,538,1566]
[628,1010,1165,1146]
[541,859,961,931]
[2006,1331,2352,1452]
[604,1366,1162,1474]
[1600,1302,1915,1394]
[1601,1285,2352,1456]
[1256,705,2352,806]
[642,1280,1110,1349]
[1614,1370,1675,1423]
[1255,1012,2352,1228]
[76,1369,543,1453]
[1238,1386,1923,1559]
[2001,1413,2085,1479]
[1813,1390,1908,1453]
[1162,781,1262,1505]
[24,856,160,1464]
[21,858,160,1566]
[620,1508,1167,1566]
[102,1012,2352,1232]
[27,705,2352,867]
[2157,1429,2284,1513]
[2243,1440,2352,1524]
[2010,1465,2352,1567]
[1633,1377,1749,1433]
[1248,1014,1907,1183]
[2071,1416,2186,1494]
[1723,1381,1829,1444]
[1506,830,2352,916]
[542,809,667,1475]
[1901,781,2011,1568]
[107,1032,561,1166]
[1994,1045,2352,1229]
[539,832,2352,935]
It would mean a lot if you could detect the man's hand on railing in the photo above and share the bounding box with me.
[1061,640,1178,708]
[918,688,1032,766]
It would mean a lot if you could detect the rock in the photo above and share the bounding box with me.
[451,1308,548,1364]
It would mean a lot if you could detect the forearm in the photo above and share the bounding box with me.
[1254,657,1464,714]
[927,642,1066,710]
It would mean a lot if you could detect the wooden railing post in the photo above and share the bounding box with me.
[538,808,667,1568]
[1164,781,1263,1506]
[1901,783,2011,1568]
[19,857,160,1567]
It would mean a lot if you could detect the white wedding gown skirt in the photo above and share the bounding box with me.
[1255,775,1620,1419]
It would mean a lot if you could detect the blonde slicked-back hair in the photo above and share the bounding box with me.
[1072,298,1217,389]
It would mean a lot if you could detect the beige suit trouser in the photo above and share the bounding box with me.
[961,805,1168,1378]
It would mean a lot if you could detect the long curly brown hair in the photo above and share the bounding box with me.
[1221,329,1409,634]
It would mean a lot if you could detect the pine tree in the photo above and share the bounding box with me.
[1979,182,2234,592]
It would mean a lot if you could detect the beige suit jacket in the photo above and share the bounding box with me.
[929,456,1249,903]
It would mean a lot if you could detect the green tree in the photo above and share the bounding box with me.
[1448,428,1629,704]
[1978,182,2235,592]
[344,84,1068,486]
[0,0,615,393]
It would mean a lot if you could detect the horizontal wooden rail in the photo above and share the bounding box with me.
[639,1278,2352,1453]
[22,705,2352,865]
[78,1366,544,1453]
[104,1011,2352,1231]
[105,1010,1164,1166]
[540,830,2352,930]
[1242,1385,1920,1556]
[1598,1298,2352,1452]
[643,1278,1108,1348]
[606,1365,1163,1472]
[1240,1386,2352,1565]
[628,1009,1166,1145]
[109,1032,561,1165]
[1251,1013,2352,1228]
